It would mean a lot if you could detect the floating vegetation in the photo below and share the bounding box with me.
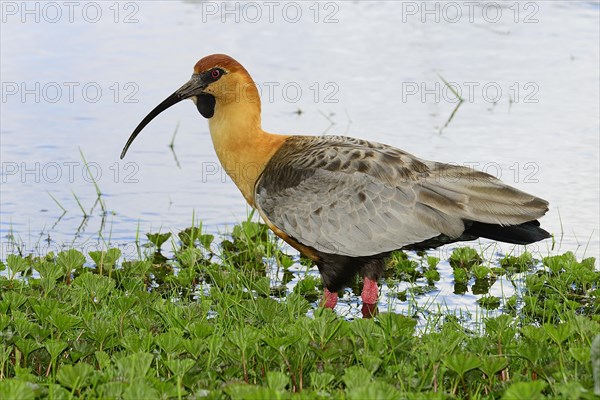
[0,217,598,399]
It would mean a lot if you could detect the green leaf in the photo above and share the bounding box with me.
[56,363,95,391]
[424,268,440,283]
[477,295,501,310]
[568,346,590,364]
[89,248,122,270]
[262,335,300,352]
[479,356,508,378]
[156,332,184,355]
[56,249,85,273]
[183,338,205,359]
[177,247,205,269]
[14,338,41,360]
[516,342,543,366]
[0,315,10,332]
[555,382,586,399]
[199,233,214,249]
[361,354,383,375]
[121,332,154,353]
[44,339,68,361]
[500,252,535,273]
[12,314,38,338]
[73,272,115,303]
[0,379,36,400]
[377,312,417,337]
[96,382,126,399]
[453,268,469,284]
[224,384,278,400]
[542,252,577,274]
[95,350,112,371]
[309,372,335,391]
[426,256,440,269]
[146,232,172,248]
[229,327,259,353]
[122,381,160,400]
[165,358,195,378]
[502,381,547,400]
[266,371,289,392]
[3,291,28,310]
[46,384,71,400]
[6,254,30,277]
[178,226,205,248]
[84,316,118,349]
[48,310,81,333]
[34,260,63,280]
[543,322,573,345]
[443,353,481,377]
[449,247,482,270]
[343,366,372,390]
[188,321,214,339]
[279,254,294,269]
[116,352,154,381]
[472,265,490,279]
[347,381,399,400]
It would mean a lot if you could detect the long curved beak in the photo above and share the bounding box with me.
[120,75,206,159]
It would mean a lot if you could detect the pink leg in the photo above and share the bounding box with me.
[361,277,379,318]
[323,288,338,309]
[361,277,379,304]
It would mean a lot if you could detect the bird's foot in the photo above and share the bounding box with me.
[323,288,338,309]
[361,303,378,318]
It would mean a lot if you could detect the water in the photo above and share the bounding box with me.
[1,1,599,317]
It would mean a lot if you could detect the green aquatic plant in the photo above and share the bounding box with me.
[0,218,597,399]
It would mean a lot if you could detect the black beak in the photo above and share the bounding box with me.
[120,75,206,159]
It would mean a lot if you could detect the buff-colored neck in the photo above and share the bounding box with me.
[207,85,288,206]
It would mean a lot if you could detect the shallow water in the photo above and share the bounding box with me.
[1,1,599,316]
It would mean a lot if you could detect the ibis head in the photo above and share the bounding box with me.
[120,54,285,206]
[120,54,260,159]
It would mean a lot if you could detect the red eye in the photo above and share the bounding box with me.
[211,69,220,79]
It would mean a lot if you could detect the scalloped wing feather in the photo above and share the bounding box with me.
[255,135,548,257]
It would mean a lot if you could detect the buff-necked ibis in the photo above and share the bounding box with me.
[121,54,550,317]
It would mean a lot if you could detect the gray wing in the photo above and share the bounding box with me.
[255,135,548,257]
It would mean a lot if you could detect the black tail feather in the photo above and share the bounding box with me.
[464,220,550,245]
[314,219,550,292]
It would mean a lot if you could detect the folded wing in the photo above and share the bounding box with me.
[255,135,549,257]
